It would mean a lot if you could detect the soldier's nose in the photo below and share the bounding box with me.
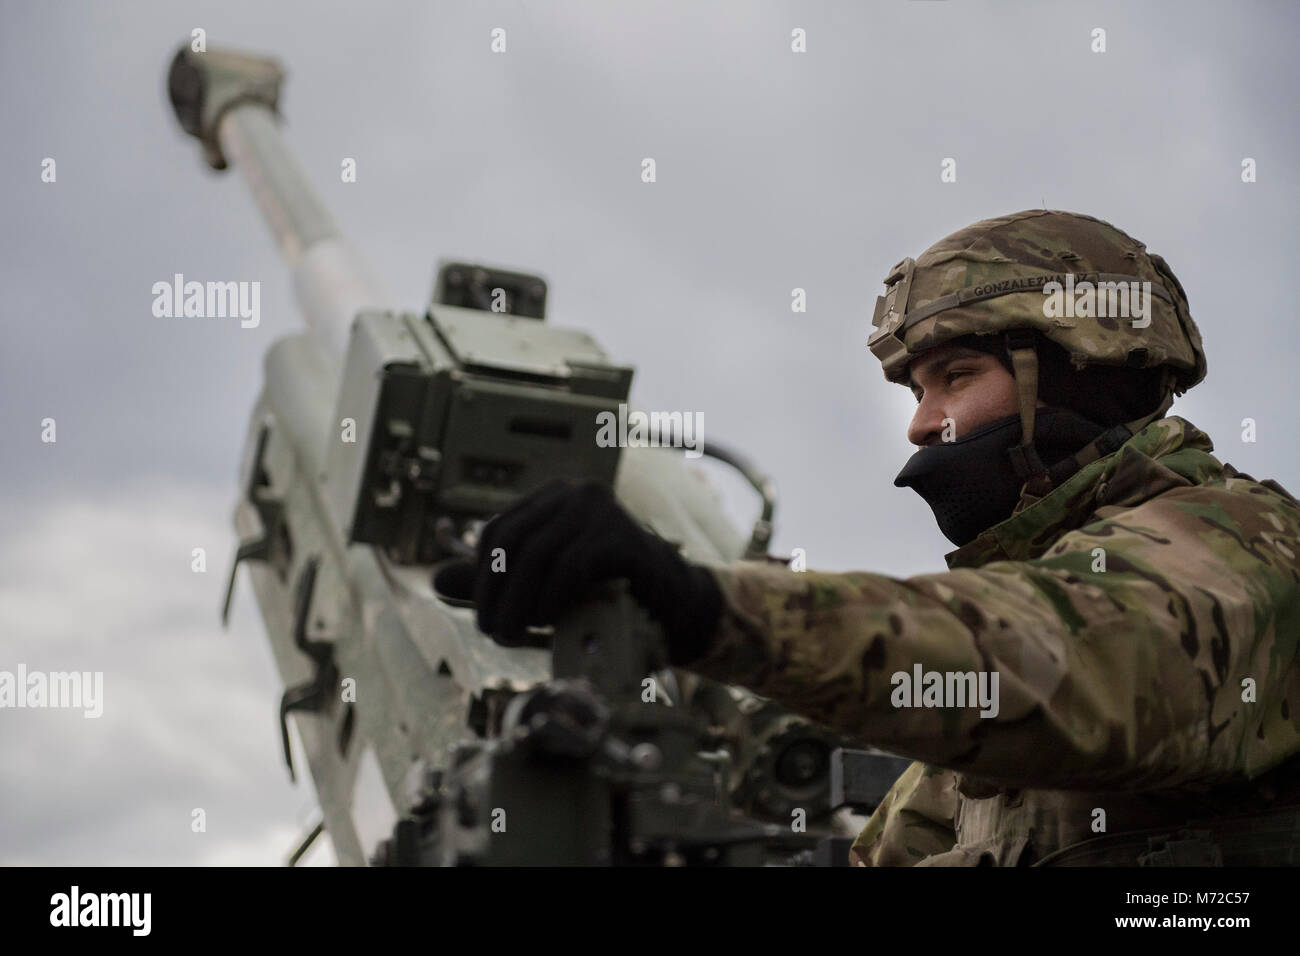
[907,403,947,448]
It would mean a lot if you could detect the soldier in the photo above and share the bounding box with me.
[471,210,1300,865]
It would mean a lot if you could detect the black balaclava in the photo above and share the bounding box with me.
[894,333,1164,547]
[895,406,1107,546]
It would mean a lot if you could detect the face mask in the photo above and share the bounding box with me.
[893,407,1106,547]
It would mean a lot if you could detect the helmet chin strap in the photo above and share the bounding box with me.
[1004,330,1052,496]
[1002,330,1178,498]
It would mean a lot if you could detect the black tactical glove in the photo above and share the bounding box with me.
[472,479,723,665]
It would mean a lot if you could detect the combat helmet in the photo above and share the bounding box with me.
[867,209,1207,495]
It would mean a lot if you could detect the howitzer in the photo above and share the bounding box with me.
[168,44,909,865]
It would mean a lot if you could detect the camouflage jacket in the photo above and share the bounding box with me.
[688,416,1300,865]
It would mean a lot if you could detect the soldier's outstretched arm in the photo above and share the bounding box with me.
[686,489,1300,792]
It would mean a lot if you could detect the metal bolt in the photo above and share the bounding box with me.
[630,743,662,771]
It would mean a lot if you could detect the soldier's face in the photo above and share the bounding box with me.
[906,343,1042,447]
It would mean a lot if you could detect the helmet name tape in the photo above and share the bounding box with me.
[902,272,1172,332]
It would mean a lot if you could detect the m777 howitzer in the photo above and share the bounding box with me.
[167,44,910,866]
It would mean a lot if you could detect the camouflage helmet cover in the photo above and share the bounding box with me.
[868,210,1207,395]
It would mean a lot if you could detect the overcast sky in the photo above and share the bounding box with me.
[2,0,1298,864]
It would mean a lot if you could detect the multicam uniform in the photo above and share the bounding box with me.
[686,211,1300,865]
[689,415,1300,864]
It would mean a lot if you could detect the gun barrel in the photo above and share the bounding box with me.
[219,105,336,264]
[168,47,385,354]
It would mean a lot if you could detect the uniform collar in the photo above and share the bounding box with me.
[944,416,1219,569]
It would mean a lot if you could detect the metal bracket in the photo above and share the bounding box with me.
[829,748,913,813]
[222,424,287,625]
[278,557,339,782]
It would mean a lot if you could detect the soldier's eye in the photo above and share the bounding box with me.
[946,369,972,386]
